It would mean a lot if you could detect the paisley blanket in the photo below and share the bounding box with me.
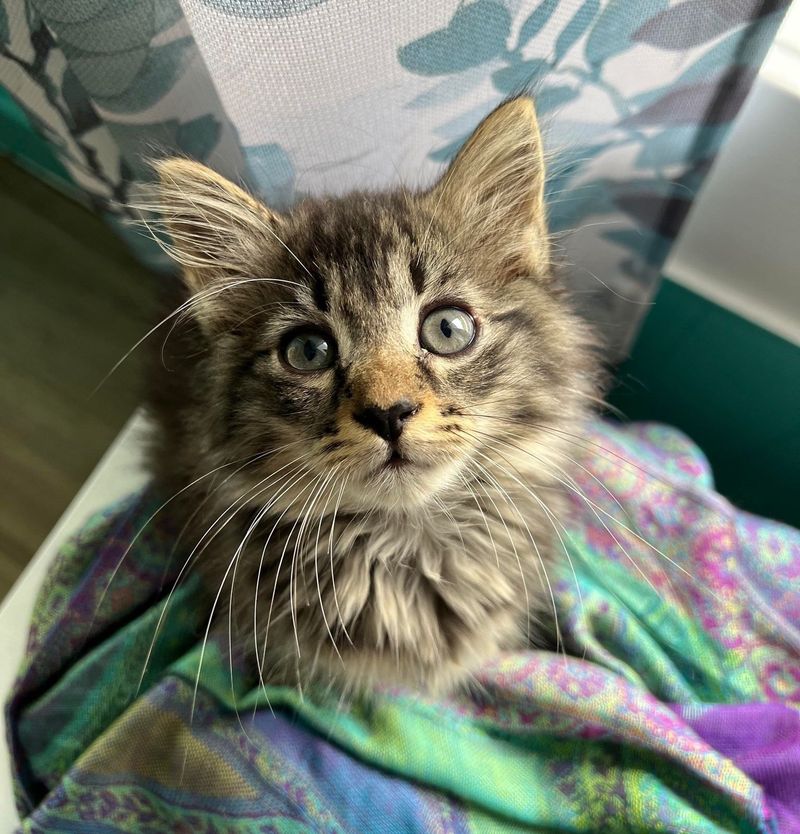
[7,421,800,833]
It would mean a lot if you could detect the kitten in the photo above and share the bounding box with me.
[146,96,600,696]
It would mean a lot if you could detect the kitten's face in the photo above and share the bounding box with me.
[154,98,592,516]
[205,196,573,512]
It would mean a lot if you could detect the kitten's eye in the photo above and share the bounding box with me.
[420,307,476,356]
[282,330,335,372]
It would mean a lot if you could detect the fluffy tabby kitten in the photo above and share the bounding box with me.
[147,97,600,696]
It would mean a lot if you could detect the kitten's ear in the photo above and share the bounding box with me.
[152,158,280,296]
[427,96,549,276]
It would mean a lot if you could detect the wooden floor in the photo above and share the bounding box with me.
[0,159,158,599]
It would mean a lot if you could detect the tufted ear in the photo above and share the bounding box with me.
[152,158,282,296]
[428,96,550,276]
[147,159,289,333]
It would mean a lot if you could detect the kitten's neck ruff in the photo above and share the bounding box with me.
[214,430,574,696]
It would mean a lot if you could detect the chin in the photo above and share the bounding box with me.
[358,456,464,513]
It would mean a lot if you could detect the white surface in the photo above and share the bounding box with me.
[664,4,800,345]
[0,411,149,831]
[761,0,800,95]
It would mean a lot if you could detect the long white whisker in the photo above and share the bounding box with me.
[460,410,721,514]
[311,466,346,666]
[92,276,306,393]
[189,458,314,722]
[251,466,317,698]
[225,461,318,736]
[458,436,563,656]
[135,449,311,692]
[98,445,295,643]
[462,461,535,642]
[471,429,662,597]
[468,453,584,638]
[457,472,500,568]
[470,427,711,602]
[260,472,327,676]
[288,469,339,662]
[327,475,352,646]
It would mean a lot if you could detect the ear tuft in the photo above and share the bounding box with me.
[427,96,549,275]
[148,158,281,295]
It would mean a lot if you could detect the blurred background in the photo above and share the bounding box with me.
[0,0,798,603]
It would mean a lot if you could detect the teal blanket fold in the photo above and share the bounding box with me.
[7,421,800,832]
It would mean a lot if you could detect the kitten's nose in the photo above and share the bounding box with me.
[353,400,418,442]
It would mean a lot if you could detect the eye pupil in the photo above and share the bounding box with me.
[439,318,453,338]
[303,339,318,361]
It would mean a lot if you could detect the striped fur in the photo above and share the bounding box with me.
[145,97,602,695]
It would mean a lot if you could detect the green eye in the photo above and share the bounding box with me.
[282,330,335,371]
[420,307,476,356]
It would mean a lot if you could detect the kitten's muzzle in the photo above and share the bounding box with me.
[353,399,419,442]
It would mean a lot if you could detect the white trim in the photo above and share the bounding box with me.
[760,41,800,96]
[0,411,149,831]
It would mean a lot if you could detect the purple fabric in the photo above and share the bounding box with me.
[679,703,800,833]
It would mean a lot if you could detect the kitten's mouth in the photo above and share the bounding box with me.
[373,445,436,477]
[385,449,410,470]
[379,443,427,472]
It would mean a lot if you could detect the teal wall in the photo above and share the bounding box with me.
[609,279,799,529]
[0,86,70,185]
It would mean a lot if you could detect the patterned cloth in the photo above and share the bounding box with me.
[0,0,791,354]
[7,421,800,832]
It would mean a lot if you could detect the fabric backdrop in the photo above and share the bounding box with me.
[0,0,791,356]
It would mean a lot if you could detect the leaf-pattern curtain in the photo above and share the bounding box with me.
[0,0,791,356]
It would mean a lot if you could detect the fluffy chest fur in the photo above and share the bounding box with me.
[209,442,568,695]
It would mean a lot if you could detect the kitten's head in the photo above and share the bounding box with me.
[152,97,595,514]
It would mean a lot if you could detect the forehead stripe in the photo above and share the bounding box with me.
[410,254,426,295]
[310,270,329,313]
